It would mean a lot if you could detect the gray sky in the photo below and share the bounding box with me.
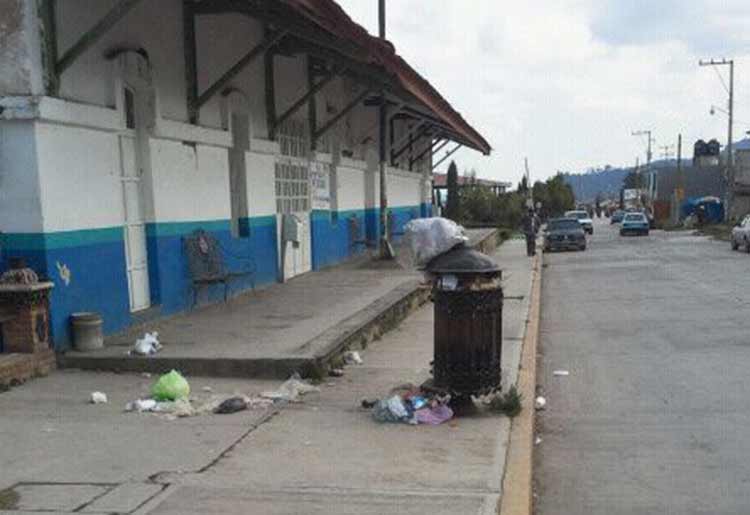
[337,0,750,184]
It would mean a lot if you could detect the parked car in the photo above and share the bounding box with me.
[731,214,750,251]
[564,210,594,234]
[610,210,625,224]
[620,212,650,236]
[544,218,587,252]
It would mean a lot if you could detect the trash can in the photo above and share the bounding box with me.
[70,312,104,351]
[425,243,503,409]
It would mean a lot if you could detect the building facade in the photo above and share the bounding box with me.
[0,0,490,349]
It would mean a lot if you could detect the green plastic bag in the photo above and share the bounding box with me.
[151,370,190,401]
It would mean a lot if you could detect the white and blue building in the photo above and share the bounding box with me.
[0,0,490,349]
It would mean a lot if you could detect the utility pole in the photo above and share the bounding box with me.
[524,157,532,207]
[378,0,391,258]
[677,134,683,187]
[699,58,734,219]
[632,130,654,199]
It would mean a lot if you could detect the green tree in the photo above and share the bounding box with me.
[623,171,643,190]
[445,160,460,221]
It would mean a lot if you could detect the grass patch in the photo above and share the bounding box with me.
[697,223,732,241]
[0,489,19,510]
[489,385,523,417]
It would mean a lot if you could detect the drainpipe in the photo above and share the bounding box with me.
[378,0,393,259]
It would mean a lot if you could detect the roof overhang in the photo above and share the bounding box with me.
[189,0,491,155]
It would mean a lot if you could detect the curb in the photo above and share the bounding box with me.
[498,249,543,515]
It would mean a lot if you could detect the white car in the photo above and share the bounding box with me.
[564,210,594,234]
[731,214,750,252]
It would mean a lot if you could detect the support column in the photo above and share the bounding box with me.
[0,0,46,96]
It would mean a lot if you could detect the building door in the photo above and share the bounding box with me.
[275,156,312,280]
[276,119,312,280]
[119,85,151,311]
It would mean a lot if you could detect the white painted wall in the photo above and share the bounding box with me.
[0,120,43,232]
[387,168,423,208]
[337,163,367,211]
[56,0,186,120]
[148,139,230,223]
[245,149,277,218]
[195,13,266,135]
[34,122,122,231]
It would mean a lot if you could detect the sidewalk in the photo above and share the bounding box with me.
[0,238,536,515]
[60,229,498,379]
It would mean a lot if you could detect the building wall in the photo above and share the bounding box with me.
[1,1,433,347]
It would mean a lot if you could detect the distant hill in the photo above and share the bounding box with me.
[563,138,750,202]
[562,167,631,202]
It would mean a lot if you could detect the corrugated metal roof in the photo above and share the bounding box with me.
[281,0,491,155]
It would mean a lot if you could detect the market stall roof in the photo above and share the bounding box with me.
[281,0,491,155]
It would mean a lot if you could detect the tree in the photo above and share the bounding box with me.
[518,175,529,195]
[445,160,460,221]
[622,171,643,190]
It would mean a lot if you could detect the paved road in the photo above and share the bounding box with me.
[536,219,750,514]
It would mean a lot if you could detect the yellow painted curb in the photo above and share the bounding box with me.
[499,251,542,515]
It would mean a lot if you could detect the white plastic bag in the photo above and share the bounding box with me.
[400,217,468,268]
[260,373,321,402]
[132,332,161,356]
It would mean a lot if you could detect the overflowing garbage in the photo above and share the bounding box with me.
[130,332,162,356]
[363,383,454,426]
[400,217,468,268]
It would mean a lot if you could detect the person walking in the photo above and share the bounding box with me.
[522,209,537,257]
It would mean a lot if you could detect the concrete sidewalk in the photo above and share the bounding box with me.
[60,229,497,379]
[0,238,535,515]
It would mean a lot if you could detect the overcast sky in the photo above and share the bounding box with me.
[337,0,750,184]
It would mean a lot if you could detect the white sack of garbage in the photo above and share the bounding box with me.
[400,217,468,268]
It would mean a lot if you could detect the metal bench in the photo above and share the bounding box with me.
[183,229,256,307]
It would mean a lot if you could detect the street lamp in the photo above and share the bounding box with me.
[699,58,734,219]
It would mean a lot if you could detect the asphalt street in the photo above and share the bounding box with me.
[536,218,750,514]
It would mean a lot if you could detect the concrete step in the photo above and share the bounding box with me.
[58,281,429,379]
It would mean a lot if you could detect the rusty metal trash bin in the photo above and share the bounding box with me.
[425,243,503,410]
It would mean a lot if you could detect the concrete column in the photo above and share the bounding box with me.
[0,0,46,96]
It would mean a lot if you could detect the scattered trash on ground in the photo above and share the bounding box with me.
[329,368,344,377]
[202,386,213,393]
[489,385,523,417]
[553,370,570,377]
[151,370,190,401]
[214,396,248,414]
[343,351,363,365]
[535,436,543,445]
[90,391,108,404]
[141,372,152,378]
[365,382,454,425]
[130,332,162,356]
[125,398,157,412]
[260,373,320,402]
[534,396,547,410]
